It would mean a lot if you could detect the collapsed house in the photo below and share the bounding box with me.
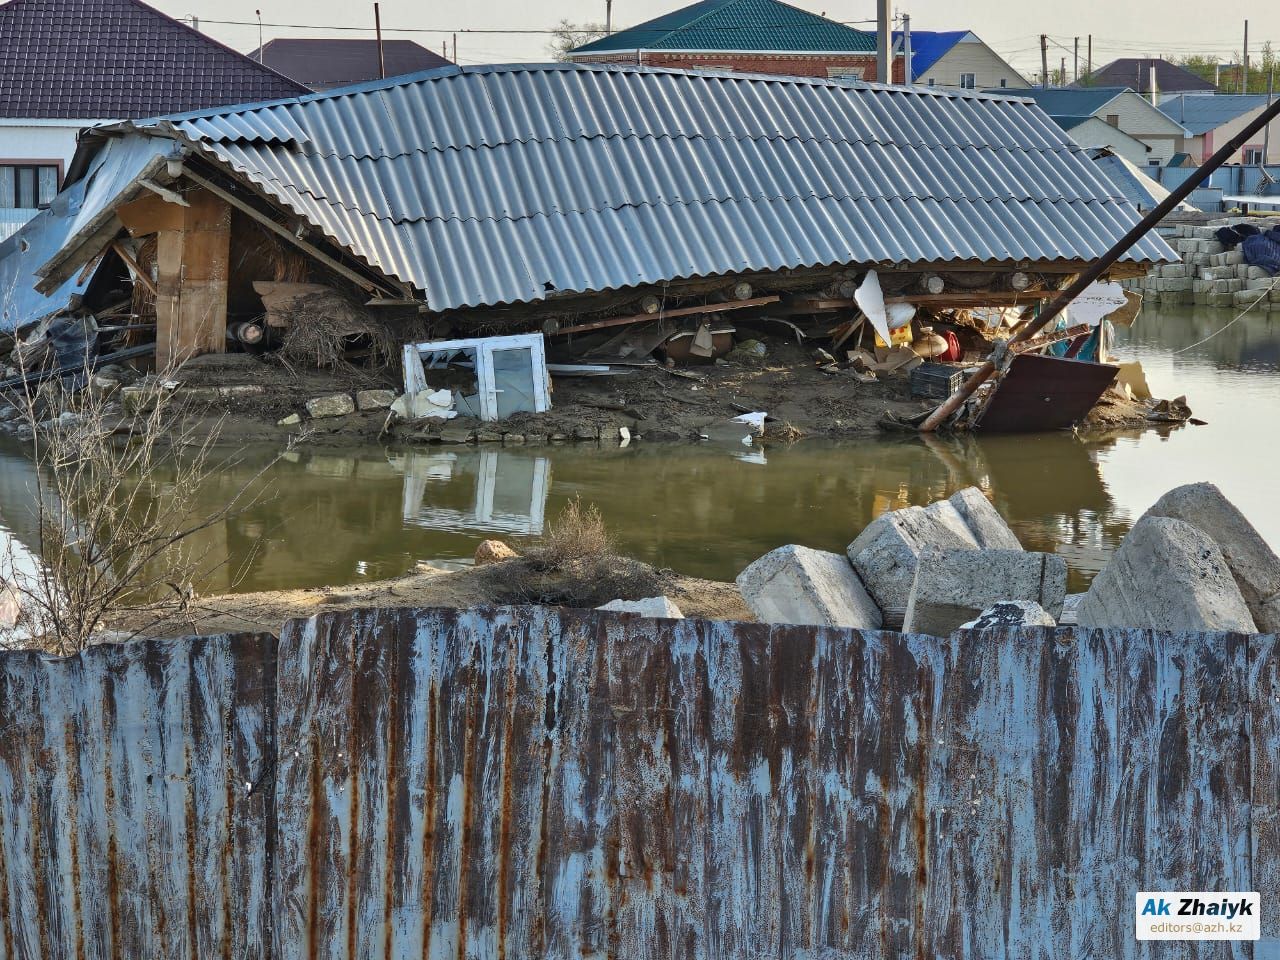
[0,62,1177,427]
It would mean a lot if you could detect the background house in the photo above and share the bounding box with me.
[1002,87,1188,166]
[248,39,453,91]
[0,0,304,241]
[1159,94,1280,165]
[895,30,1030,90]
[567,0,892,80]
[1077,58,1216,98]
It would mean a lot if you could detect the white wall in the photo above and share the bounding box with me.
[0,119,111,241]
[1066,116,1152,167]
[920,36,1032,90]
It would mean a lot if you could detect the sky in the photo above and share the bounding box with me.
[149,0,1278,81]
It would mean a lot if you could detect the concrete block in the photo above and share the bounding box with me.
[597,596,685,619]
[1247,265,1271,280]
[1247,277,1279,291]
[961,600,1057,630]
[306,394,355,419]
[903,549,1067,637]
[1223,250,1246,266]
[1207,292,1235,308]
[736,544,882,629]
[846,487,1026,626]
[1187,253,1211,267]
[1160,263,1187,279]
[948,487,1023,550]
[1198,240,1226,255]
[1076,516,1256,632]
[1215,279,1245,293]
[1202,266,1234,281]
[847,505,979,626]
[356,389,397,411]
[1144,482,1280,632]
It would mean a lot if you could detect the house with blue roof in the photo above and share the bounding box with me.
[991,87,1188,167]
[894,30,1029,91]
[567,0,889,81]
[1159,95,1279,165]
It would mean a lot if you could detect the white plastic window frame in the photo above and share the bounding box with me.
[402,332,551,421]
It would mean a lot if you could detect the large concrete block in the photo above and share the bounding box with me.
[847,506,979,626]
[1144,482,1280,632]
[948,487,1023,550]
[736,544,882,629]
[903,549,1067,637]
[1076,516,1256,632]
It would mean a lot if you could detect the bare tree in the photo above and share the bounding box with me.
[0,357,293,654]
[547,19,608,61]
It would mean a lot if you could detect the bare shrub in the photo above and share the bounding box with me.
[525,496,614,571]
[0,364,290,654]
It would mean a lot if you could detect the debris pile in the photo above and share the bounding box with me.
[732,481,1279,637]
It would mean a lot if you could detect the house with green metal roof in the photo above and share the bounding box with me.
[567,0,893,81]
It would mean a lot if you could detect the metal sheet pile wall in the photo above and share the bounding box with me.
[0,607,1272,958]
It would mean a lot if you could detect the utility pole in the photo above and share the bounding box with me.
[1060,57,1066,87]
[374,4,386,79]
[1041,34,1049,88]
[1087,35,1092,82]
[606,0,613,34]
[902,13,912,84]
[256,9,263,62]
[1266,69,1275,164]
[876,0,891,83]
[1073,37,1079,82]
[1244,20,1250,93]
[453,33,457,63]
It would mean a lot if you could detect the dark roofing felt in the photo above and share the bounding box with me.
[1077,58,1215,94]
[249,39,453,90]
[0,0,306,120]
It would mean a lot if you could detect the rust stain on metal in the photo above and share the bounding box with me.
[0,612,1272,958]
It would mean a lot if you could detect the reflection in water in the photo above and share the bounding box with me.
[0,303,1271,596]
[396,449,550,538]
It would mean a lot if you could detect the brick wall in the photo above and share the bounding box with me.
[572,51,905,83]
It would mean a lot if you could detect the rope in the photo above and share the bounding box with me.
[1171,278,1277,355]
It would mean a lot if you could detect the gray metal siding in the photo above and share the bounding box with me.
[0,606,1272,957]
[133,64,1174,312]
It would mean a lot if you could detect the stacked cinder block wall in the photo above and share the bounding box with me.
[1122,219,1280,309]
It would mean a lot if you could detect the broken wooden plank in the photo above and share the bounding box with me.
[883,290,1061,306]
[1009,321,1095,355]
[110,241,158,298]
[553,296,780,337]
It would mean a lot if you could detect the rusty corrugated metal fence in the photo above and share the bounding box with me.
[0,606,1273,957]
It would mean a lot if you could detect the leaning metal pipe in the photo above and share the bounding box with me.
[919,92,1280,432]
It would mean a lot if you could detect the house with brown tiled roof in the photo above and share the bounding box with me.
[0,0,305,240]
[249,38,453,91]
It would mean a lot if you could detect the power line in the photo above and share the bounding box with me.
[185,15,880,36]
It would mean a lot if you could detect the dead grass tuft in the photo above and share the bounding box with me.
[525,496,614,570]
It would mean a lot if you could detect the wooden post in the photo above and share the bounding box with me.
[154,187,230,370]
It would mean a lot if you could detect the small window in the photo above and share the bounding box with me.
[927,77,936,87]
[999,78,1008,88]
[1105,114,1120,127]
[959,73,976,89]
[1245,146,1265,164]
[0,163,59,210]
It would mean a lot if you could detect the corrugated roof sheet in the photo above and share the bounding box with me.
[109,64,1175,312]
[0,136,172,331]
[570,0,876,54]
[1087,148,1196,213]
[1158,94,1271,135]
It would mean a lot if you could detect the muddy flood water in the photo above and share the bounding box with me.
[0,303,1275,596]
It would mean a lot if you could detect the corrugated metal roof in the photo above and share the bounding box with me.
[1158,94,1271,135]
[114,64,1175,312]
[570,0,876,54]
[1088,148,1196,213]
[0,135,173,331]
